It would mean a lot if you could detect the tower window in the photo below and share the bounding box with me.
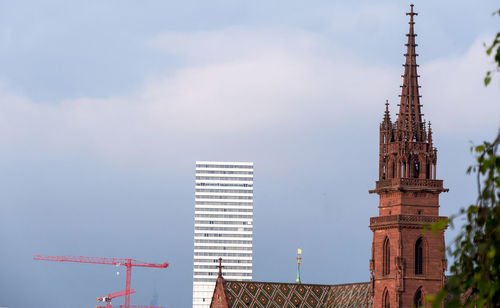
[413,162,420,178]
[414,287,423,307]
[415,237,423,275]
[383,237,391,276]
[383,289,390,308]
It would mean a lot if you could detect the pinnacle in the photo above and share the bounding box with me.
[383,100,392,124]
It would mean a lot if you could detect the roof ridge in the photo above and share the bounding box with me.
[224,280,369,287]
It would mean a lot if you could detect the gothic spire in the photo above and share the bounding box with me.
[397,4,424,141]
[383,100,391,124]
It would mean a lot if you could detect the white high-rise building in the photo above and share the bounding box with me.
[192,161,253,308]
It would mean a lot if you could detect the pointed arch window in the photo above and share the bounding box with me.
[413,161,420,178]
[414,287,424,307]
[415,237,423,275]
[383,237,391,276]
[383,289,390,308]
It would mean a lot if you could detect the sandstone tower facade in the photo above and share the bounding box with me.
[369,5,448,307]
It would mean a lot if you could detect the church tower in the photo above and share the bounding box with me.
[369,5,448,307]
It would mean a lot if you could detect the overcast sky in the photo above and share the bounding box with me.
[1,1,499,307]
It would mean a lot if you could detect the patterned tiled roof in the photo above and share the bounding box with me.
[324,282,372,308]
[222,280,371,308]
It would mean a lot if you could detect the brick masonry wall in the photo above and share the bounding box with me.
[379,191,440,216]
[371,219,446,307]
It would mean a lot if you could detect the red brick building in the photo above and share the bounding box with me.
[210,5,448,308]
[368,5,448,307]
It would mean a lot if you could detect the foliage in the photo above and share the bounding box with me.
[430,10,500,306]
[429,134,500,307]
[484,9,500,86]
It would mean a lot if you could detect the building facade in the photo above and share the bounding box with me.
[193,161,254,308]
[369,5,448,308]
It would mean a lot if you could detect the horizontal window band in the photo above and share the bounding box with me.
[194,252,252,257]
[194,246,252,251]
[195,176,253,181]
[195,208,253,213]
[195,220,251,225]
[195,189,253,193]
[195,201,253,206]
[196,170,253,175]
[194,265,252,270]
[196,164,253,169]
[194,272,252,276]
[195,239,252,244]
[194,259,252,264]
[194,233,252,238]
[196,183,253,187]
[194,227,253,231]
[195,214,253,219]
[196,195,253,200]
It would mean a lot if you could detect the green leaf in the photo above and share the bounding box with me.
[487,247,496,259]
[484,75,491,86]
[431,218,449,234]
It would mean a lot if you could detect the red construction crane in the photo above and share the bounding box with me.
[96,290,165,308]
[34,255,168,308]
[97,289,135,308]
